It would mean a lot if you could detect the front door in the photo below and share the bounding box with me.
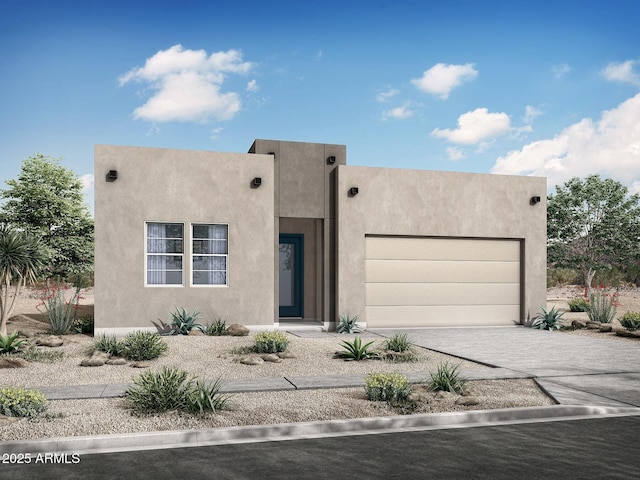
[279,234,303,317]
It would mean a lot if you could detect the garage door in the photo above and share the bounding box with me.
[365,237,521,327]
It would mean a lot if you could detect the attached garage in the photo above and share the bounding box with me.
[365,236,521,327]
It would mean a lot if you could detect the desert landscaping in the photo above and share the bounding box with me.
[1,285,638,441]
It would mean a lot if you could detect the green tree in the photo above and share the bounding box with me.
[0,154,94,278]
[547,175,640,291]
[0,226,48,335]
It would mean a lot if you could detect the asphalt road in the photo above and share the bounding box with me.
[2,415,640,480]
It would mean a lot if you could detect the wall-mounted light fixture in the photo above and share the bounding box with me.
[267,151,275,157]
[106,170,118,182]
[348,186,359,197]
[251,177,262,188]
[326,155,336,165]
[530,196,541,205]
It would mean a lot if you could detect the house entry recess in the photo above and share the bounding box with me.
[279,234,304,317]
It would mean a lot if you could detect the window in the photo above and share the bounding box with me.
[192,224,228,286]
[146,223,184,285]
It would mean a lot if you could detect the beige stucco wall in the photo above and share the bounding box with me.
[94,145,275,334]
[335,165,547,327]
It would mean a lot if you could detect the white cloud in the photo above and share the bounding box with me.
[523,105,543,124]
[80,174,94,192]
[376,88,400,102]
[382,102,414,120]
[601,60,640,86]
[210,127,224,140]
[551,64,571,79]
[446,146,466,161]
[431,108,511,144]
[491,93,640,189]
[630,181,640,195]
[411,63,477,99]
[246,79,259,92]
[119,45,254,122]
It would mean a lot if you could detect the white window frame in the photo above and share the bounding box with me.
[190,223,229,287]
[145,222,185,287]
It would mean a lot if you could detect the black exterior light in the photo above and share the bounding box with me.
[106,170,118,182]
[327,155,336,165]
[530,196,541,205]
[348,186,359,197]
[251,177,262,188]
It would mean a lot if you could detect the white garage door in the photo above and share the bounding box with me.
[365,237,521,327]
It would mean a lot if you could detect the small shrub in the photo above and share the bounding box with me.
[619,311,640,331]
[88,334,123,356]
[253,331,289,353]
[203,318,228,336]
[73,316,94,334]
[365,372,412,403]
[568,297,589,312]
[532,306,564,331]
[0,331,28,354]
[185,378,233,415]
[168,306,204,335]
[15,346,64,363]
[336,314,361,334]
[125,367,192,414]
[120,331,168,361]
[428,362,466,394]
[0,387,47,417]
[587,289,617,324]
[334,337,378,361]
[39,285,79,335]
[384,333,413,352]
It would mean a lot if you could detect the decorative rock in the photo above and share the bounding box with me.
[0,357,29,368]
[131,361,151,368]
[599,324,613,333]
[227,324,250,336]
[91,351,111,361]
[260,354,283,363]
[407,391,430,403]
[456,396,480,406]
[36,336,64,347]
[188,330,204,336]
[434,390,457,401]
[277,351,296,359]
[571,319,587,329]
[106,357,128,365]
[586,321,602,330]
[616,330,640,338]
[240,356,264,365]
[80,357,106,367]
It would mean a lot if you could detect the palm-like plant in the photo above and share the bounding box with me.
[0,226,48,336]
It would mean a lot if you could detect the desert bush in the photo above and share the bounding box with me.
[619,311,640,331]
[365,372,412,403]
[253,331,289,353]
[547,268,582,287]
[428,362,467,394]
[336,314,361,334]
[587,290,617,324]
[88,334,123,356]
[0,331,28,354]
[334,337,378,361]
[73,316,94,334]
[120,331,168,361]
[382,333,419,363]
[0,387,47,417]
[15,346,64,363]
[39,285,79,335]
[125,367,231,416]
[568,297,589,312]
[532,306,564,331]
[203,318,228,336]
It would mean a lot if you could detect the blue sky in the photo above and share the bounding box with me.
[2,0,640,213]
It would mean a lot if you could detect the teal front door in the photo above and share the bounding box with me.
[279,234,303,317]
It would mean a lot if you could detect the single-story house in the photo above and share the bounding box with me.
[94,139,546,335]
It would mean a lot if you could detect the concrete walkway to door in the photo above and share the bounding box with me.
[369,326,640,408]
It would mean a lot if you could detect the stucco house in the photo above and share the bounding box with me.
[94,139,546,335]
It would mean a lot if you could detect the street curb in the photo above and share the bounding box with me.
[4,405,640,456]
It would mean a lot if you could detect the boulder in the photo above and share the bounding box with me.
[106,357,128,365]
[240,356,264,365]
[0,357,29,368]
[188,329,204,336]
[599,324,613,333]
[571,319,587,329]
[586,321,602,330]
[277,351,296,359]
[227,324,250,336]
[456,396,480,406]
[407,391,430,404]
[91,351,111,361]
[434,390,457,401]
[616,330,640,339]
[80,357,105,367]
[36,336,64,347]
[260,353,283,363]
[131,361,151,368]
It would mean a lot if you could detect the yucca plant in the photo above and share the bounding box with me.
[336,314,361,334]
[168,306,204,335]
[532,306,564,331]
[587,290,616,324]
[334,336,378,361]
[185,378,233,415]
[428,362,466,394]
[0,330,28,354]
[88,333,123,356]
[120,331,168,361]
[125,367,192,413]
[203,318,228,336]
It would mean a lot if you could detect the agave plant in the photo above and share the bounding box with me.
[0,330,28,354]
[333,336,378,361]
[532,306,565,331]
[336,314,361,334]
[168,306,203,335]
